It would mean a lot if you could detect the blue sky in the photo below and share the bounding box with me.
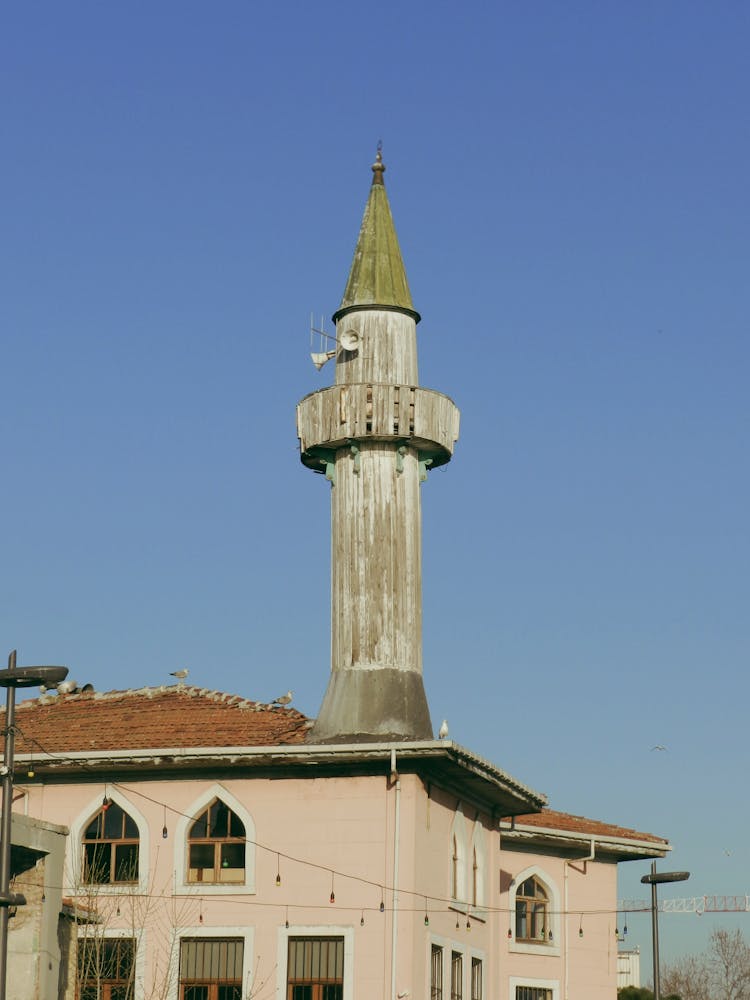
[2,0,748,969]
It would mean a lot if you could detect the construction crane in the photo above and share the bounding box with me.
[618,895,750,915]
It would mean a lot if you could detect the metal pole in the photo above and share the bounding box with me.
[650,861,661,1000]
[0,651,17,1000]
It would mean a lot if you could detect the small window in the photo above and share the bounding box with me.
[188,799,246,884]
[287,936,344,1000]
[515,876,549,943]
[82,802,139,884]
[179,937,243,1000]
[78,936,135,1000]
[430,944,443,1000]
[450,952,463,1000]
[470,958,482,1000]
[515,989,552,1000]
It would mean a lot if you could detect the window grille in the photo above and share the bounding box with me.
[287,936,344,1000]
[179,937,243,1000]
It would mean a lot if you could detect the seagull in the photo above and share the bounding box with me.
[273,690,293,706]
[650,744,668,752]
[170,669,189,684]
[438,719,449,739]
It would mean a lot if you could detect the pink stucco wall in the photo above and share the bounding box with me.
[20,769,621,999]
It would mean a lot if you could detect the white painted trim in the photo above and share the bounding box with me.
[470,820,486,910]
[509,975,560,1000]
[68,788,151,894]
[450,805,467,903]
[173,783,256,895]
[508,865,561,958]
[76,925,147,1000]
[166,924,255,1000]
[276,924,354,1000]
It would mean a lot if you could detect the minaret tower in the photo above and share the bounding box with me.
[297,150,460,743]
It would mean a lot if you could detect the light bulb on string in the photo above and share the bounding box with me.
[424,898,429,927]
[285,906,289,930]
[360,911,365,927]
[276,854,281,887]
[578,915,583,938]
[455,915,460,930]
[466,917,471,931]
[162,805,168,839]
[507,927,512,939]
[329,872,335,904]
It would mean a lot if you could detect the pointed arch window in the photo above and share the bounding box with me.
[515,876,549,943]
[188,798,246,884]
[82,801,139,884]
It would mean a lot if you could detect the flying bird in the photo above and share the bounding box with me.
[438,719,449,739]
[650,744,668,752]
[273,690,293,706]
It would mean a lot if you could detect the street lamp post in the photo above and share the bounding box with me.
[0,650,68,1000]
[640,862,690,1000]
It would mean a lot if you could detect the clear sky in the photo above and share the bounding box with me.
[2,0,748,971]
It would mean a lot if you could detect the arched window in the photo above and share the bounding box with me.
[187,798,246,884]
[82,801,139,884]
[515,876,549,943]
[452,835,460,900]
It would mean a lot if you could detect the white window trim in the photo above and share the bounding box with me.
[468,947,486,1000]
[450,806,467,904]
[69,789,150,894]
[76,925,147,1000]
[166,923,255,1000]
[173,783,256,895]
[508,865,561,957]
[277,924,354,1000]
[509,975,560,1000]
[469,822,486,915]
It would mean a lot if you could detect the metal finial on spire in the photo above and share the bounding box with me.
[372,141,385,185]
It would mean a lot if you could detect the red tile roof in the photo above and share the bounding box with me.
[505,808,668,847]
[8,685,311,754]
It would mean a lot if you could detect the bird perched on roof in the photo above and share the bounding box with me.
[170,669,189,684]
[438,719,449,739]
[273,690,293,706]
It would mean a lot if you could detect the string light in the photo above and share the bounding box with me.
[578,915,584,938]
[424,898,429,926]
[329,872,335,904]
[285,906,289,929]
[276,854,281,887]
[162,805,168,840]
[507,927,512,939]
[360,911,365,927]
[379,896,385,913]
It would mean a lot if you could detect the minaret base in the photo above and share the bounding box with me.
[308,668,433,744]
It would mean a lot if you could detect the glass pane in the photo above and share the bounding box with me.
[85,843,111,884]
[103,803,125,840]
[183,988,209,1000]
[190,844,215,869]
[291,988,312,1000]
[218,988,242,1000]
[209,801,229,837]
[229,810,245,837]
[322,988,343,1000]
[189,809,209,840]
[220,843,245,870]
[84,813,103,840]
[115,843,139,882]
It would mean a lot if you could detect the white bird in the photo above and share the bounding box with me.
[438,719,449,739]
[273,690,293,706]
[170,669,189,683]
[650,744,668,752]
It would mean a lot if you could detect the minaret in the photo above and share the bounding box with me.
[297,150,460,743]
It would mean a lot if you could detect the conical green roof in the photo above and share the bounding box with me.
[333,151,419,323]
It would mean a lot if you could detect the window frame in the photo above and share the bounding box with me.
[82,801,140,886]
[277,925,354,1000]
[71,792,150,895]
[508,978,559,1000]
[77,932,136,1000]
[508,868,561,957]
[186,798,246,886]
[174,785,256,896]
[167,926,254,1000]
[178,935,244,1000]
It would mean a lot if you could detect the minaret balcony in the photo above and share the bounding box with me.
[297,382,460,473]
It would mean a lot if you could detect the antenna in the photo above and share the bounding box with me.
[307,313,362,371]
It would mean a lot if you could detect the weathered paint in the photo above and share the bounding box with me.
[299,159,460,743]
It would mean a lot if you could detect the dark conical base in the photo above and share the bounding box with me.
[308,668,433,744]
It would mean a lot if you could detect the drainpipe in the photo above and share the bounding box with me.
[564,839,596,1000]
[390,749,401,1000]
